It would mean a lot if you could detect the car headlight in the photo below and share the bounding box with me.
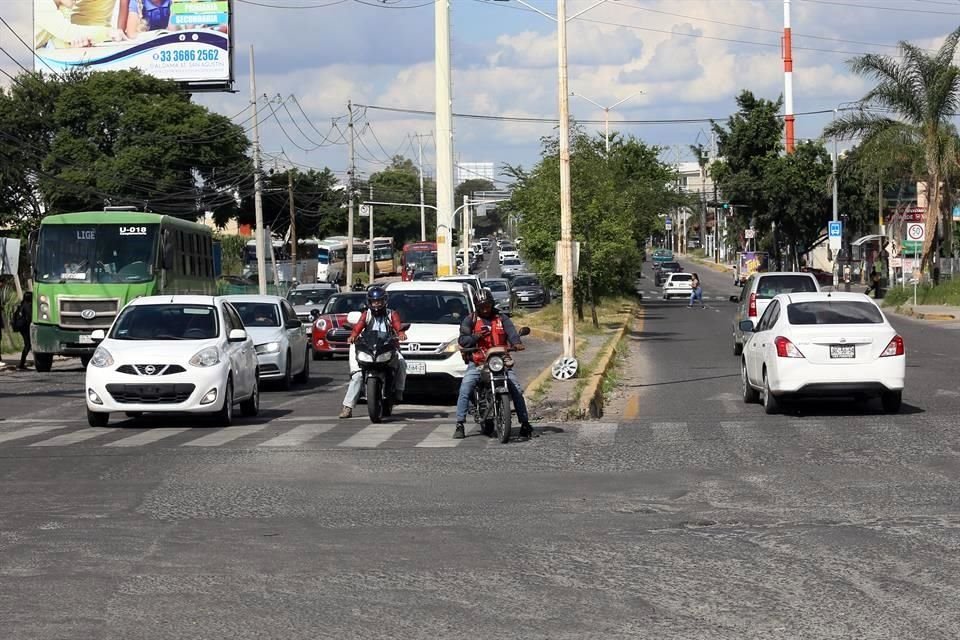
[357,351,374,362]
[488,355,505,372]
[442,339,460,353]
[90,346,113,368]
[315,318,327,330]
[189,346,221,367]
[375,352,393,363]
[255,342,280,354]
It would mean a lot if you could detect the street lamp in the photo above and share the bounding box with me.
[571,90,643,154]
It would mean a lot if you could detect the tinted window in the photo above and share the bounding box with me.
[223,303,244,333]
[755,275,817,299]
[787,301,884,325]
[483,280,509,292]
[288,289,334,306]
[669,274,692,281]
[662,262,680,270]
[503,258,521,266]
[512,276,540,287]
[757,300,780,331]
[323,294,368,315]
[232,302,281,327]
[386,291,470,325]
[111,304,218,340]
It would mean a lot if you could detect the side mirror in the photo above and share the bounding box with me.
[738,320,755,333]
[162,231,175,270]
[309,309,321,319]
[399,323,411,332]
[285,319,302,329]
[518,326,531,336]
[346,310,362,325]
[90,329,106,341]
[228,329,247,342]
[729,295,740,303]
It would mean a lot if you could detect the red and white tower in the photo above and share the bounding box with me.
[783,0,795,153]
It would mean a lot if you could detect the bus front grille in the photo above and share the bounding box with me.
[59,297,120,329]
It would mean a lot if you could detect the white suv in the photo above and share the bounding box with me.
[731,272,820,356]
[384,281,474,398]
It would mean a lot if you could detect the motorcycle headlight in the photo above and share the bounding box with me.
[189,346,221,368]
[90,346,114,368]
[488,356,505,373]
[375,352,393,363]
[357,351,374,362]
[255,341,280,354]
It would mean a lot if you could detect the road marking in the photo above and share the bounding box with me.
[0,425,68,444]
[31,428,112,447]
[104,428,190,447]
[338,423,405,448]
[1,418,85,424]
[575,421,618,445]
[650,422,688,443]
[259,423,335,447]
[183,425,268,447]
[623,394,641,420]
[706,392,741,414]
[415,424,461,448]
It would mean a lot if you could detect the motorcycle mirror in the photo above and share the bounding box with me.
[518,326,531,336]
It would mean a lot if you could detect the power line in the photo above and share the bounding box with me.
[798,0,960,15]
[0,15,62,77]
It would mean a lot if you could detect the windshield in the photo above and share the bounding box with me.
[386,291,469,325]
[111,304,218,340]
[374,247,393,260]
[787,301,884,325]
[323,294,368,315]
[503,259,521,266]
[231,302,281,328]
[36,224,158,284]
[405,249,437,270]
[512,276,539,287]
[288,289,334,306]
[756,275,818,299]
[483,280,508,292]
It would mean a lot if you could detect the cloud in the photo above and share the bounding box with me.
[619,23,704,84]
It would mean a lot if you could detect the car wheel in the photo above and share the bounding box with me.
[881,390,902,414]
[215,379,234,427]
[240,375,260,417]
[762,369,780,415]
[279,352,292,390]
[733,341,743,356]
[87,408,109,427]
[742,360,759,403]
[295,348,310,383]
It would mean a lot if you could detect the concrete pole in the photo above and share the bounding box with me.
[557,0,576,359]
[435,0,456,276]
[417,135,426,241]
[604,108,610,155]
[783,0,796,153]
[249,45,266,295]
[369,184,375,282]
[461,195,469,274]
[346,100,355,286]
[832,108,839,288]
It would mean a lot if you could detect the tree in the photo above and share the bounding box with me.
[241,167,345,241]
[824,28,960,271]
[363,156,436,246]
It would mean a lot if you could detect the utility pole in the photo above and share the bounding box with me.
[783,0,796,153]
[249,45,266,294]
[435,0,456,276]
[832,107,839,287]
[461,195,469,274]
[369,184,375,283]
[417,134,427,241]
[288,169,297,282]
[557,0,576,360]
[346,100,356,286]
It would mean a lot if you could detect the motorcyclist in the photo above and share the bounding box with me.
[453,289,535,439]
[338,286,408,418]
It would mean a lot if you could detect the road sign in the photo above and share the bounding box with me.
[828,220,842,250]
[359,204,371,218]
[664,218,673,231]
[906,222,925,242]
[744,229,755,239]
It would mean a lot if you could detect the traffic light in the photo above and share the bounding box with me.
[722,203,730,210]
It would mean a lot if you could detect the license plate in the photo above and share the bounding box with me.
[520,296,529,301]
[830,345,855,358]
[406,361,426,375]
[79,335,94,344]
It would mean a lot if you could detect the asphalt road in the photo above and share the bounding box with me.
[4,252,960,638]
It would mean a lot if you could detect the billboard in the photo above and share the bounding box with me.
[34,0,232,88]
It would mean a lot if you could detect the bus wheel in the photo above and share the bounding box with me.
[34,353,54,373]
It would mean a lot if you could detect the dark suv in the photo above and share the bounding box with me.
[510,274,549,309]
[654,261,682,286]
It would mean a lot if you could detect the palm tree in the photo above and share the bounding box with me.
[824,27,960,271]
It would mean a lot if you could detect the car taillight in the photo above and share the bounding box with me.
[880,335,904,357]
[774,336,804,358]
[748,292,757,317]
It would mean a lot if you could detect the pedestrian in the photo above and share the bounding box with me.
[688,273,704,308]
[11,292,33,370]
[865,269,883,298]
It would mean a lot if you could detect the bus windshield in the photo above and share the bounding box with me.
[404,249,437,270]
[36,224,158,284]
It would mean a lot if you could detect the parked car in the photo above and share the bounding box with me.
[84,295,260,427]
[310,292,368,359]
[654,261,682,286]
[482,277,512,311]
[662,273,694,299]
[223,295,311,389]
[287,283,339,322]
[730,272,821,356]
[510,274,549,309]
[739,292,904,414]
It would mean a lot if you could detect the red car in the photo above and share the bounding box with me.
[311,292,369,360]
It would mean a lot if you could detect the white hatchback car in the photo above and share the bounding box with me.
[85,296,260,427]
[740,292,905,414]
[662,273,694,299]
[223,295,311,389]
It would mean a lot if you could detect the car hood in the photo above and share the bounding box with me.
[403,323,460,344]
[100,337,222,364]
[243,326,285,345]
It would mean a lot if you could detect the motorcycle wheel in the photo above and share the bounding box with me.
[366,377,383,423]
[496,393,512,444]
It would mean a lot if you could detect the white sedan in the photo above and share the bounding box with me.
[85,296,260,427]
[223,295,311,389]
[662,273,694,299]
[739,292,905,414]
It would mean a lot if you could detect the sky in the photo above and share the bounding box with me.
[3,0,960,188]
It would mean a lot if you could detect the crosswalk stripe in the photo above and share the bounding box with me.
[576,422,618,445]
[31,428,112,447]
[650,422,688,443]
[104,428,190,447]
[338,423,405,448]
[183,425,268,447]
[0,425,67,444]
[258,423,334,447]
[415,424,461,448]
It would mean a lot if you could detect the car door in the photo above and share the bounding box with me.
[281,300,306,372]
[222,302,254,397]
[747,300,780,383]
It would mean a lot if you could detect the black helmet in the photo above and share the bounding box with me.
[367,286,388,315]
[477,289,496,318]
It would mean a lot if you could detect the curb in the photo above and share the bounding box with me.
[895,306,957,321]
[689,257,735,273]
[575,306,637,419]
[524,359,555,398]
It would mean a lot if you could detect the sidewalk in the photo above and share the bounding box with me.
[686,255,735,273]
[887,304,959,322]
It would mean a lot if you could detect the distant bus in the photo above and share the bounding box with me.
[367,236,397,276]
[401,241,438,280]
[30,211,216,371]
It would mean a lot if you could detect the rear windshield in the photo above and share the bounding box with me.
[787,301,884,325]
[669,274,692,281]
[662,262,680,270]
[756,275,817,299]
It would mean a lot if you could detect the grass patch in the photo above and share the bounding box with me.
[528,377,552,404]
[519,296,635,335]
[883,278,960,307]
[600,333,629,398]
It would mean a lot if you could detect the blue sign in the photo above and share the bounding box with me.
[828,221,842,238]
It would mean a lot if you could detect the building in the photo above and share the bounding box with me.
[674,160,724,259]
[456,162,495,185]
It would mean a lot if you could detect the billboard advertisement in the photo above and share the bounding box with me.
[34,0,232,87]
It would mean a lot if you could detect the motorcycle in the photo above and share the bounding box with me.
[464,326,531,443]
[328,316,410,423]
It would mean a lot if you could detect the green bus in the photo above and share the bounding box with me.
[30,210,217,371]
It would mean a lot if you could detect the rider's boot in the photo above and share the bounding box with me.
[453,422,465,439]
[519,421,538,438]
